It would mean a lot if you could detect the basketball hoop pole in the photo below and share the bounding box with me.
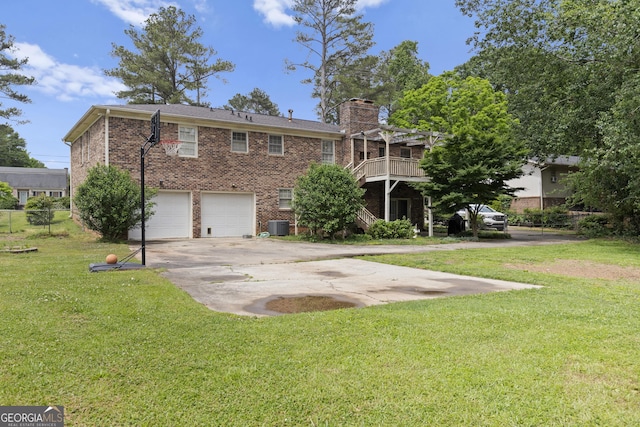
[140,110,161,266]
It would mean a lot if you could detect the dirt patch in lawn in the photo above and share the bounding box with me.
[264,295,358,314]
[505,259,640,281]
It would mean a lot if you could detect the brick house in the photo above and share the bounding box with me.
[0,166,68,208]
[63,99,437,239]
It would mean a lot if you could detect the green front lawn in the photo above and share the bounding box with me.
[1,219,639,425]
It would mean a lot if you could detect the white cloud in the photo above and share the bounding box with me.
[91,0,173,26]
[12,42,126,102]
[355,0,388,9]
[253,0,387,27]
[253,0,296,27]
[192,0,209,14]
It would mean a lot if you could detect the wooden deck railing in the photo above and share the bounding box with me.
[356,206,378,230]
[352,157,425,181]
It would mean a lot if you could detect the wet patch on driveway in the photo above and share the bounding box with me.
[160,257,540,317]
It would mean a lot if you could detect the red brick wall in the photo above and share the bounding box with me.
[69,117,106,216]
[339,99,379,134]
[339,99,380,165]
[70,101,392,238]
[99,117,341,237]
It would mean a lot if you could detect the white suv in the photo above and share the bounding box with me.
[457,205,507,231]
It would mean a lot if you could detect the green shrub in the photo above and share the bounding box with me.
[545,206,572,228]
[367,219,414,239]
[521,207,571,228]
[292,163,365,239]
[489,195,512,213]
[74,164,156,242]
[0,181,18,209]
[54,196,70,209]
[0,194,18,209]
[25,194,55,225]
[578,214,612,237]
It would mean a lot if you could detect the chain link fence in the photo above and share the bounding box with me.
[507,210,595,231]
[0,209,72,235]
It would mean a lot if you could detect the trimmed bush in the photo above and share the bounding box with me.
[367,219,414,239]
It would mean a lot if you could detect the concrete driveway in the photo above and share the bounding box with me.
[144,230,577,316]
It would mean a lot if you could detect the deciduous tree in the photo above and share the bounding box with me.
[455,0,640,231]
[0,124,44,167]
[391,72,526,237]
[0,181,18,209]
[372,41,431,120]
[106,6,234,105]
[330,41,431,123]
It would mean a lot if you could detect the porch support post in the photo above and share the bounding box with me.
[350,137,354,166]
[384,179,391,221]
[363,134,368,161]
[381,131,392,221]
[427,196,433,237]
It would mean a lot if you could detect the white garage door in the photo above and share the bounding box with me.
[201,193,254,237]
[129,191,191,240]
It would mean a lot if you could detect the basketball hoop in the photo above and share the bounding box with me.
[159,140,182,157]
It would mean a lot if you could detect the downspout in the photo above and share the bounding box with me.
[104,109,110,165]
[63,140,72,217]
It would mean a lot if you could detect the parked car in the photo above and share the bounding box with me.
[457,204,507,231]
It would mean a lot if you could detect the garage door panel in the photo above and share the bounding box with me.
[201,193,254,237]
[129,191,190,240]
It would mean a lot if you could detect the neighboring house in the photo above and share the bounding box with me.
[63,99,439,239]
[0,166,68,208]
[509,156,580,213]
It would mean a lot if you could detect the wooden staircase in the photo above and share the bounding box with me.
[356,206,377,231]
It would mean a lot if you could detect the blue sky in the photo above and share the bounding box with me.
[4,0,475,169]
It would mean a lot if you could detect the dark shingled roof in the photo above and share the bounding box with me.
[97,104,343,135]
[0,167,68,190]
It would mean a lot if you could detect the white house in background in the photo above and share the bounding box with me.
[509,156,580,213]
[0,167,69,208]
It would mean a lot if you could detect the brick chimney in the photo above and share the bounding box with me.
[339,98,380,136]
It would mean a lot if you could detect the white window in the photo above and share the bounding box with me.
[321,140,335,164]
[50,191,62,198]
[268,135,283,155]
[278,188,293,209]
[178,126,197,157]
[232,131,248,153]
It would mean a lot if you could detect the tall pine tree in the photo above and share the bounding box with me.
[106,6,234,105]
[285,0,374,123]
[0,24,36,123]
